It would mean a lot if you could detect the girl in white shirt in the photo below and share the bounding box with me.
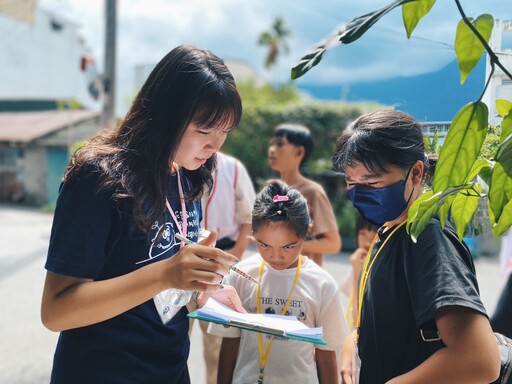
[211,179,348,384]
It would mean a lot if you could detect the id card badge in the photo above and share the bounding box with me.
[153,289,182,324]
[352,339,361,384]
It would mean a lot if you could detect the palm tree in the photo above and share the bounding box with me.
[258,16,292,71]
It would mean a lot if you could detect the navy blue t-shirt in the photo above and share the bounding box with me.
[45,167,201,383]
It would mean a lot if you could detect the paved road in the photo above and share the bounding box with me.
[0,205,507,383]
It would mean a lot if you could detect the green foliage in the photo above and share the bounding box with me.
[291,0,417,80]
[454,14,494,84]
[258,16,292,70]
[224,87,384,236]
[291,0,511,241]
[402,0,436,38]
[480,125,501,159]
[497,99,512,140]
[424,128,440,154]
[237,81,302,108]
[333,194,358,238]
[69,140,89,157]
[224,99,383,188]
[57,99,83,110]
[451,183,483,239]
[489,134,512,236]
[433,102,488,193]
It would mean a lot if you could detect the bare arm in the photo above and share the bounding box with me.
[301,229,341,255]
[41,232,239,332]
[227,223,252,259]
[341,330,358,384]
[316,348,339,384]
[350,248,367,323]
[217,337,240,384]
[387,306,500,384]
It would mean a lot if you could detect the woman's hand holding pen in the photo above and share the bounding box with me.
[161,230,239,293]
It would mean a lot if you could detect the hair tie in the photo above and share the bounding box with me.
[273,195,289,203]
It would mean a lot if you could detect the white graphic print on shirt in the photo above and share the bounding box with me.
[136,209,199,265]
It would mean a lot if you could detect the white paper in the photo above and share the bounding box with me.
[196,298,323,337]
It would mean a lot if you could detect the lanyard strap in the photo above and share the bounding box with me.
[256,257,302,383]
[165,167,188,248]
[356,221,407,335]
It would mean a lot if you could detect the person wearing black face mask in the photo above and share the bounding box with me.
[332,110,500,384]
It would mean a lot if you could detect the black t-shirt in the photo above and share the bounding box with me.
[358,218,487,384]
[45,166,201,383]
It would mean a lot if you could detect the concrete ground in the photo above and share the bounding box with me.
[0,205,507,383]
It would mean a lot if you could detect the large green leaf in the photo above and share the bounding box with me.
[493,199,512,238]
[489,159,512,223]
[438,194,455,229]
[496,99,512,118]
[465,158,492,183]
[454,14,493,84]
[291,0,417,79]
[501,112,512,141]
[402,0,436,38]
[439,161,491,227]
[495,134,512,174]
[433,102,488,193]
[407,185,478,240]
[407,191,439,241]
[451,184,483,240]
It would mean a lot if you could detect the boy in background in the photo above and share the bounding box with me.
[268,123,341,266]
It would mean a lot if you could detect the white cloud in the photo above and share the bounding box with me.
[39,0,511,115]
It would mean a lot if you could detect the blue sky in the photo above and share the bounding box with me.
[40,0,511,115]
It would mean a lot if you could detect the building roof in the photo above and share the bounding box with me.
[0,109,100,143]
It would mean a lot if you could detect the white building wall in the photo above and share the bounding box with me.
[483,19,512,125]
[0,8,100,109]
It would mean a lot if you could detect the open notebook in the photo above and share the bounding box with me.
[188,298,326,345]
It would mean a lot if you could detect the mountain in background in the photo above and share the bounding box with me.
[297,57,486,122]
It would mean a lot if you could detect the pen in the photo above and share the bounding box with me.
[175,233,260,285]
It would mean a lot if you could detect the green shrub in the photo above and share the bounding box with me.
[223,95,384,242]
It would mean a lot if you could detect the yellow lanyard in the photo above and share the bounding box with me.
[256,257,302,384]
[356,221,407,335]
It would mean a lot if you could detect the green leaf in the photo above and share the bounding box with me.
[291,47,326,80]
[454,14,494,84]
[433,102,488,193]
[291,0,417,79]
[258,32,273,45]
[402,0,436,38]
[496,99,512,118]
[495,134,512,174]
[406,191,438,241]
[501,112,512,141]
[488,159,512,223]
[465,158,491,183]
[408,184,479,240]
[451,184,483,240]
[493,199,512,237]
[438,194,455,229]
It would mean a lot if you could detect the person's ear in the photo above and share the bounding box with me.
[295,145,305,162]
[410,160,424,186]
